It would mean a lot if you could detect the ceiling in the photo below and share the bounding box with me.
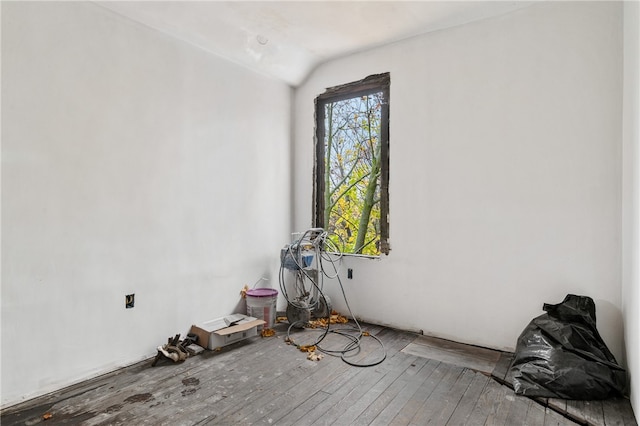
[96,1,535,86]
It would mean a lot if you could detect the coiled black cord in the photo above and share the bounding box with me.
[278,230,387,367]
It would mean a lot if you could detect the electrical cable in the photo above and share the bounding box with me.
[278,228,387,368]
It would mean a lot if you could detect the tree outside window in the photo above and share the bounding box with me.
[314,73,390,256]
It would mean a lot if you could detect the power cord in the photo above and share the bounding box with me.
[278,229,387,367]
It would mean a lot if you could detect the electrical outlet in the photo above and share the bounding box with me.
[347,268,353,279]
[125,294,135,309]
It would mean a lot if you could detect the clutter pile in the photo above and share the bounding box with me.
[152,314,264,367]
[152,333,200,366]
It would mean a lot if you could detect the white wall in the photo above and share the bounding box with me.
[623,0,640,415]
[1,2,291,407]
[295,1,625,362]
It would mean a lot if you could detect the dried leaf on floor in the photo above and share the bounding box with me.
[332,314,349,324]
[299,345,316,353]
[308,311,349,328]
[261,328,275,337]
[307,351,324,361]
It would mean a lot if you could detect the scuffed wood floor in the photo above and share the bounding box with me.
[1,321,636,425]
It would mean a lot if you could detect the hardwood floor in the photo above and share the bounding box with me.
[1,321,636,425]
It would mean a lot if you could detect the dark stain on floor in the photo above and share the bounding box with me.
[181,388,197,397]
[105,404,123,413]
[124,393,153,404]
[182,377,200,386]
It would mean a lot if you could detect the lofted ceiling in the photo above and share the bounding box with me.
[96,1,535,86]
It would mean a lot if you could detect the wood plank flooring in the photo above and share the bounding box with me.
[401,335,502,375]
[1,322,636,425]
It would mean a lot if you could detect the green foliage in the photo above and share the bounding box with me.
[324,93,383,255]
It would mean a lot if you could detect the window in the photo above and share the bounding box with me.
[313,73,390,256]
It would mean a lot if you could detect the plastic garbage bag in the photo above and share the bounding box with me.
[510,294,626,399]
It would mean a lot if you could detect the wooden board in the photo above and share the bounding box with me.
[402,335,502,374]
[492,351,515,383]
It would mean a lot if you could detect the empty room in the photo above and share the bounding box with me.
[1,1,639,424]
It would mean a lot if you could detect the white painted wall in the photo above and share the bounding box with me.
[295,1,625,363]
[1,2,291,407]
[623,0,640,416]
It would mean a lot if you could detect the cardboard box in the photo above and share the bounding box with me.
[190,315,265,350]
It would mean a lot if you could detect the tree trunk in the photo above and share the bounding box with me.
[354,156,379,253]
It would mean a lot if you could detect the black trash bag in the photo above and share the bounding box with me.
[510,294,626,399]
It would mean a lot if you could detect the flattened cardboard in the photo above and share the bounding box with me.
[190,315,265,350]
[215,319,264,336]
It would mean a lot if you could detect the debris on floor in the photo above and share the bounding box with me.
[298,344,316,353]
[308,311,349,328]
[185,344,204,355]
[307,351,323,361]
[151,334,192,366]
[260,328,276,337]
